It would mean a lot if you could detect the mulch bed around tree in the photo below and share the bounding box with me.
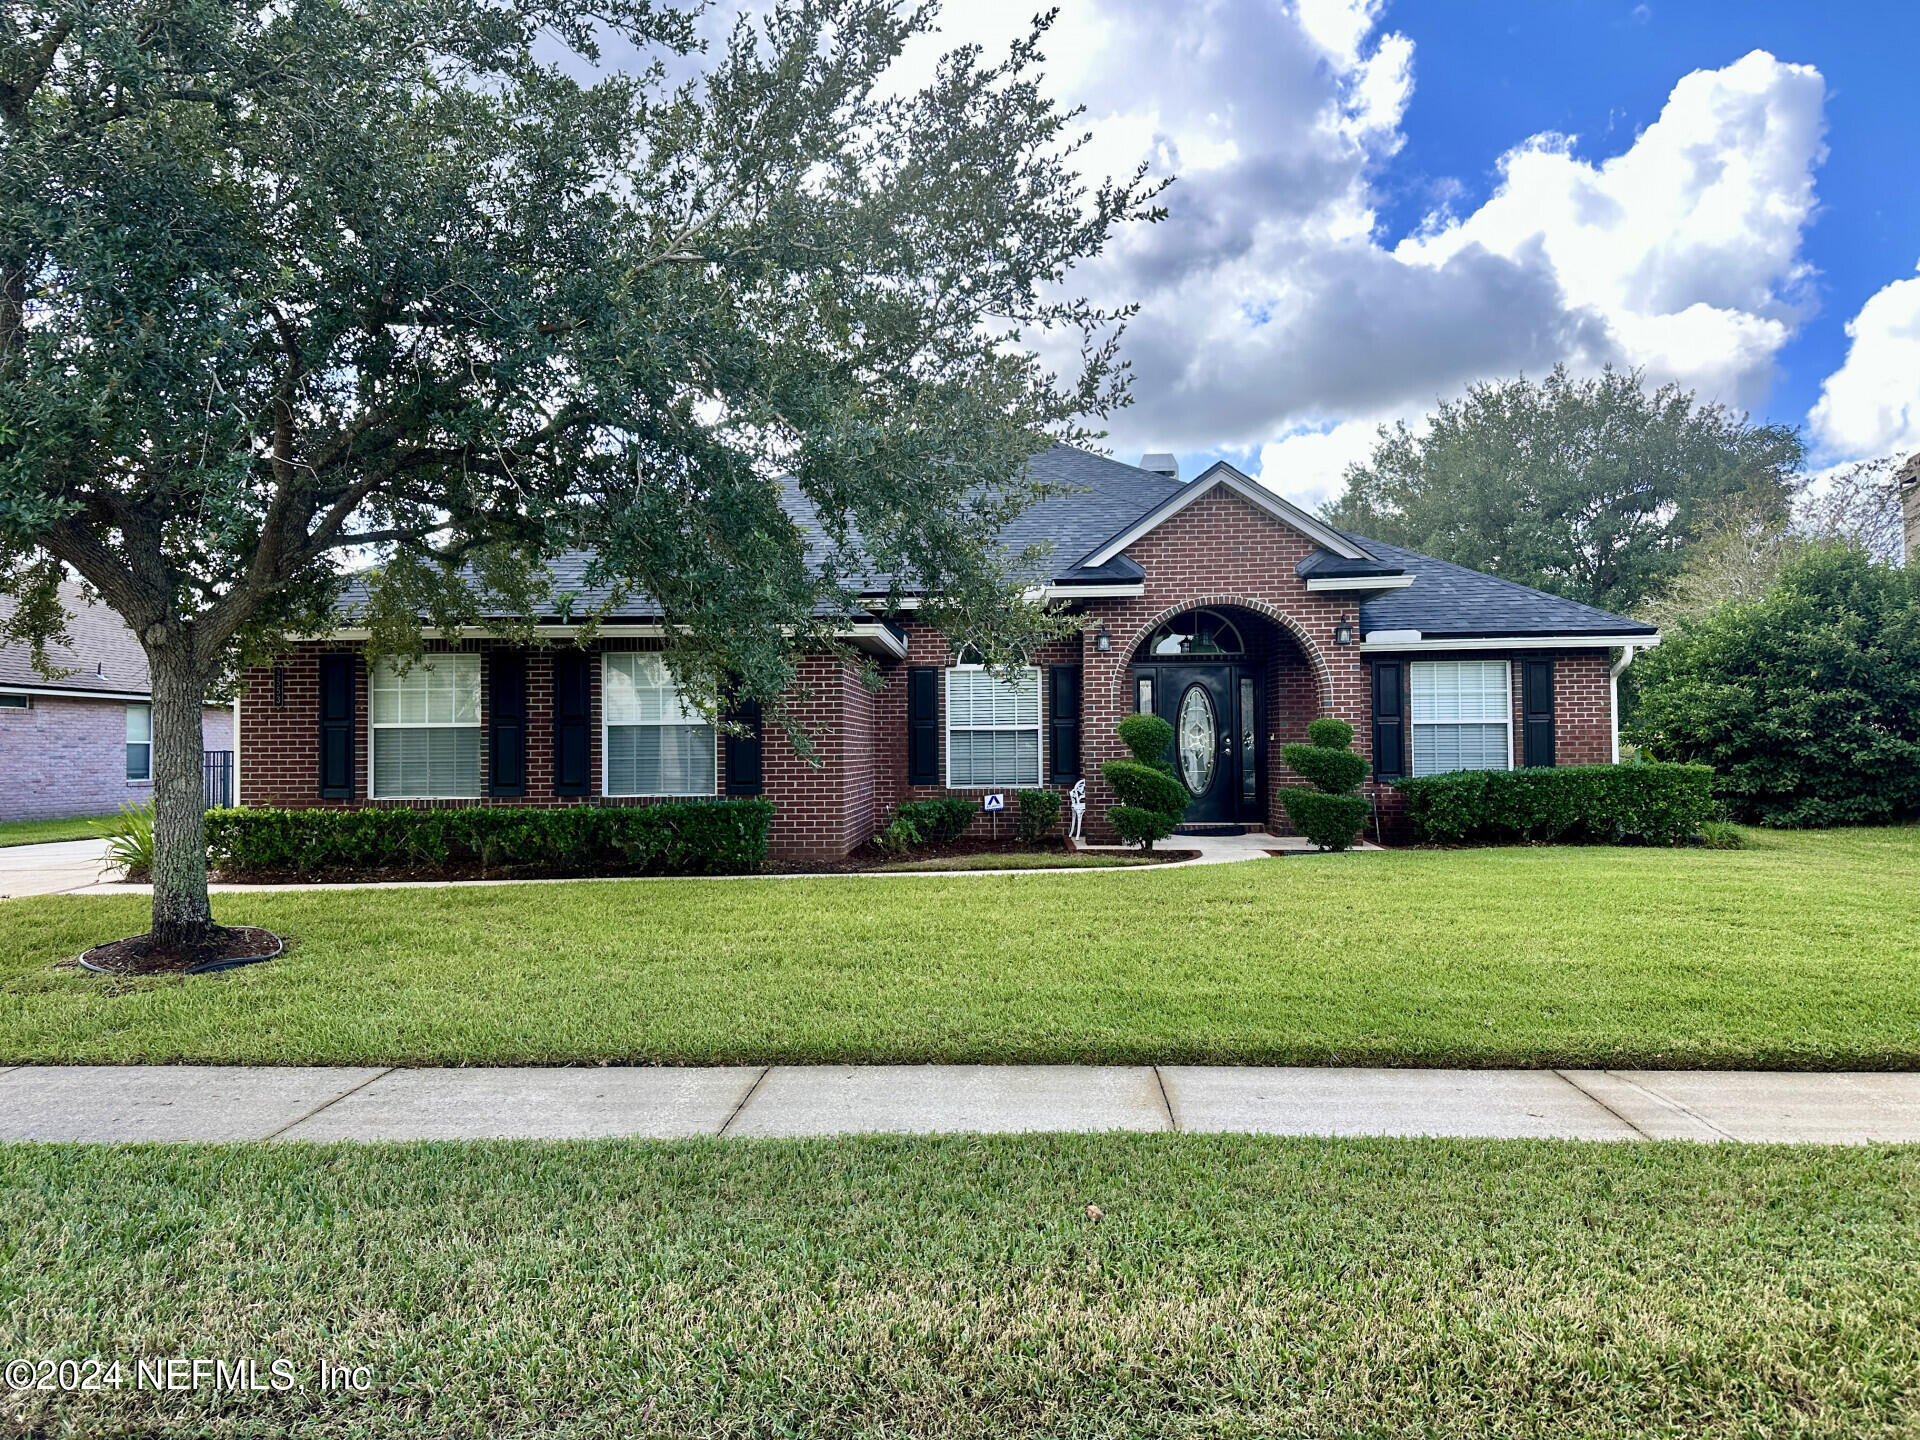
[77,926,283,977]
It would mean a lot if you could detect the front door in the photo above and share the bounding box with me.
[1132,663,1263,824]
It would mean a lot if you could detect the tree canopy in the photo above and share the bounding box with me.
[1321,367,1804,616]
[0,0,1161,951]
[1627,547,1920,828]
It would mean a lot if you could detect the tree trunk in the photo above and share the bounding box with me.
[147,651,216,952]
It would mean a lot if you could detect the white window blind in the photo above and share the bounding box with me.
[603,653,715,796]
[370,654,482,797]
[1410,660,1511,776]
[946,667,1041,788]
[125,703,151,781]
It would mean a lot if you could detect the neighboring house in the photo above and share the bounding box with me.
[0,584,235,822]
[235,446,1658,857]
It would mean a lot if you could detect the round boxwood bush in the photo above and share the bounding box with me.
[1282,791,1370,850]
[1116,712,1175,771]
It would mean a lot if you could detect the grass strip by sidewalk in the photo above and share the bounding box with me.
[3,1134,1915,1438]
[3,826,1918,1068]
[0,814,110,848]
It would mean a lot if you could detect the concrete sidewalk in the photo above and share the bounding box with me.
[2,1064,1916,1144]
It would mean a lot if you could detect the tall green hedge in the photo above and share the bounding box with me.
[205,801,773,878]
[1393,763,1713,846]
[1627,546,1920,827]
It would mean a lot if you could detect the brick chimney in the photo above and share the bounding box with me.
[1901,453,1920,566]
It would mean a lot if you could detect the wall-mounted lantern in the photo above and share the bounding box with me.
[1094,626,1112,653]
[1333,620,1355,647]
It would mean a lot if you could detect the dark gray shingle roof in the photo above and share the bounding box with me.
[336,443,1654,640]
[0,583,154,697]
[1348,535,1657,638]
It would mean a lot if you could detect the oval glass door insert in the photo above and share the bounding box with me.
[1177,683,1216,795]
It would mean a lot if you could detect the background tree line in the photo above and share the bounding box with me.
[1322,367,1918,828]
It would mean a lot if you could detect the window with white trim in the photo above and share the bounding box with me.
[945,666,1041,788]
[1410,660,1511,776]
[370,654,482,797]
[125,703,151,781]
[603,653,715,796]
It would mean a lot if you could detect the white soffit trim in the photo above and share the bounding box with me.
[1026,583,1147,601]
[321,620,907,660]
[1360,633,1661,653]
[1078,461,1370,569]
[0,683,153,701]
[1304,574,1415,593]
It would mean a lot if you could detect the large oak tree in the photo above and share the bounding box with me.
[0,0,1160,954]
[1322,367,1804,615]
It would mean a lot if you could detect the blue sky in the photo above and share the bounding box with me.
[1383,0,1920,447]
[649,1,1920,504]
[858,0,1920,504]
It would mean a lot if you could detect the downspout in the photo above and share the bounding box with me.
[1609,645,1638,764]
[232,696,242,806]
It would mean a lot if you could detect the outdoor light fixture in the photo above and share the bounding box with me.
[1333,620,1355,646]
[1094,626,1112,653]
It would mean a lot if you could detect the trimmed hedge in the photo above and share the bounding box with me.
[205,801,774,879]
[1393,763,1714,846]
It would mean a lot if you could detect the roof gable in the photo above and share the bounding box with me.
[1074,461,1370,570]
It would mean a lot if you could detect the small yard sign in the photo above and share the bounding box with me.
[982,793,1005,812]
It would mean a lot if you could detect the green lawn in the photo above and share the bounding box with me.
[2,1135,1914,1438]
[874,847,1166,871]
[3,827,1918,1067]
[0,813,110,847]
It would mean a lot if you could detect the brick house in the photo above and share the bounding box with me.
[234,446,1659,858]
[1,584,235,823]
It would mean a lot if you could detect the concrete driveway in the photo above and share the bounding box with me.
[0,838,114,899]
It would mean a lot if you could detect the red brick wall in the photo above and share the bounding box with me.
[234,492,1627,856]
[237,638,732,811]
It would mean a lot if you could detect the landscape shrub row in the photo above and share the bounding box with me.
[205,801,774,878]
[1394,763,1714,846]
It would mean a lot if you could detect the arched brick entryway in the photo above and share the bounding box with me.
[1082,597,1342,838]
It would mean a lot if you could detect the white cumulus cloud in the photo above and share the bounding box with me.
[1808,262,1920,460]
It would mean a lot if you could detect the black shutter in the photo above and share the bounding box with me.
[1523,658,1556,768]
[489,652,527,797]
[318,654,355,799]
[1048,664,1081,781]
[553,651,591,796]
[907,666,939,785]
[1371,659,1404,780]
[724,697,764,795]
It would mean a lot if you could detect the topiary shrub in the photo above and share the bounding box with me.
[1281,790,1369,850]
[1014,789,1062,844]
[1280,719,1368,851]
[1109,804,1178,849]
[1116,712,1176,771]
[1103,714,1186,851]
[1306,716,1354,749]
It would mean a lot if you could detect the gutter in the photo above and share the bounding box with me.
[1609,644,1641,764]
